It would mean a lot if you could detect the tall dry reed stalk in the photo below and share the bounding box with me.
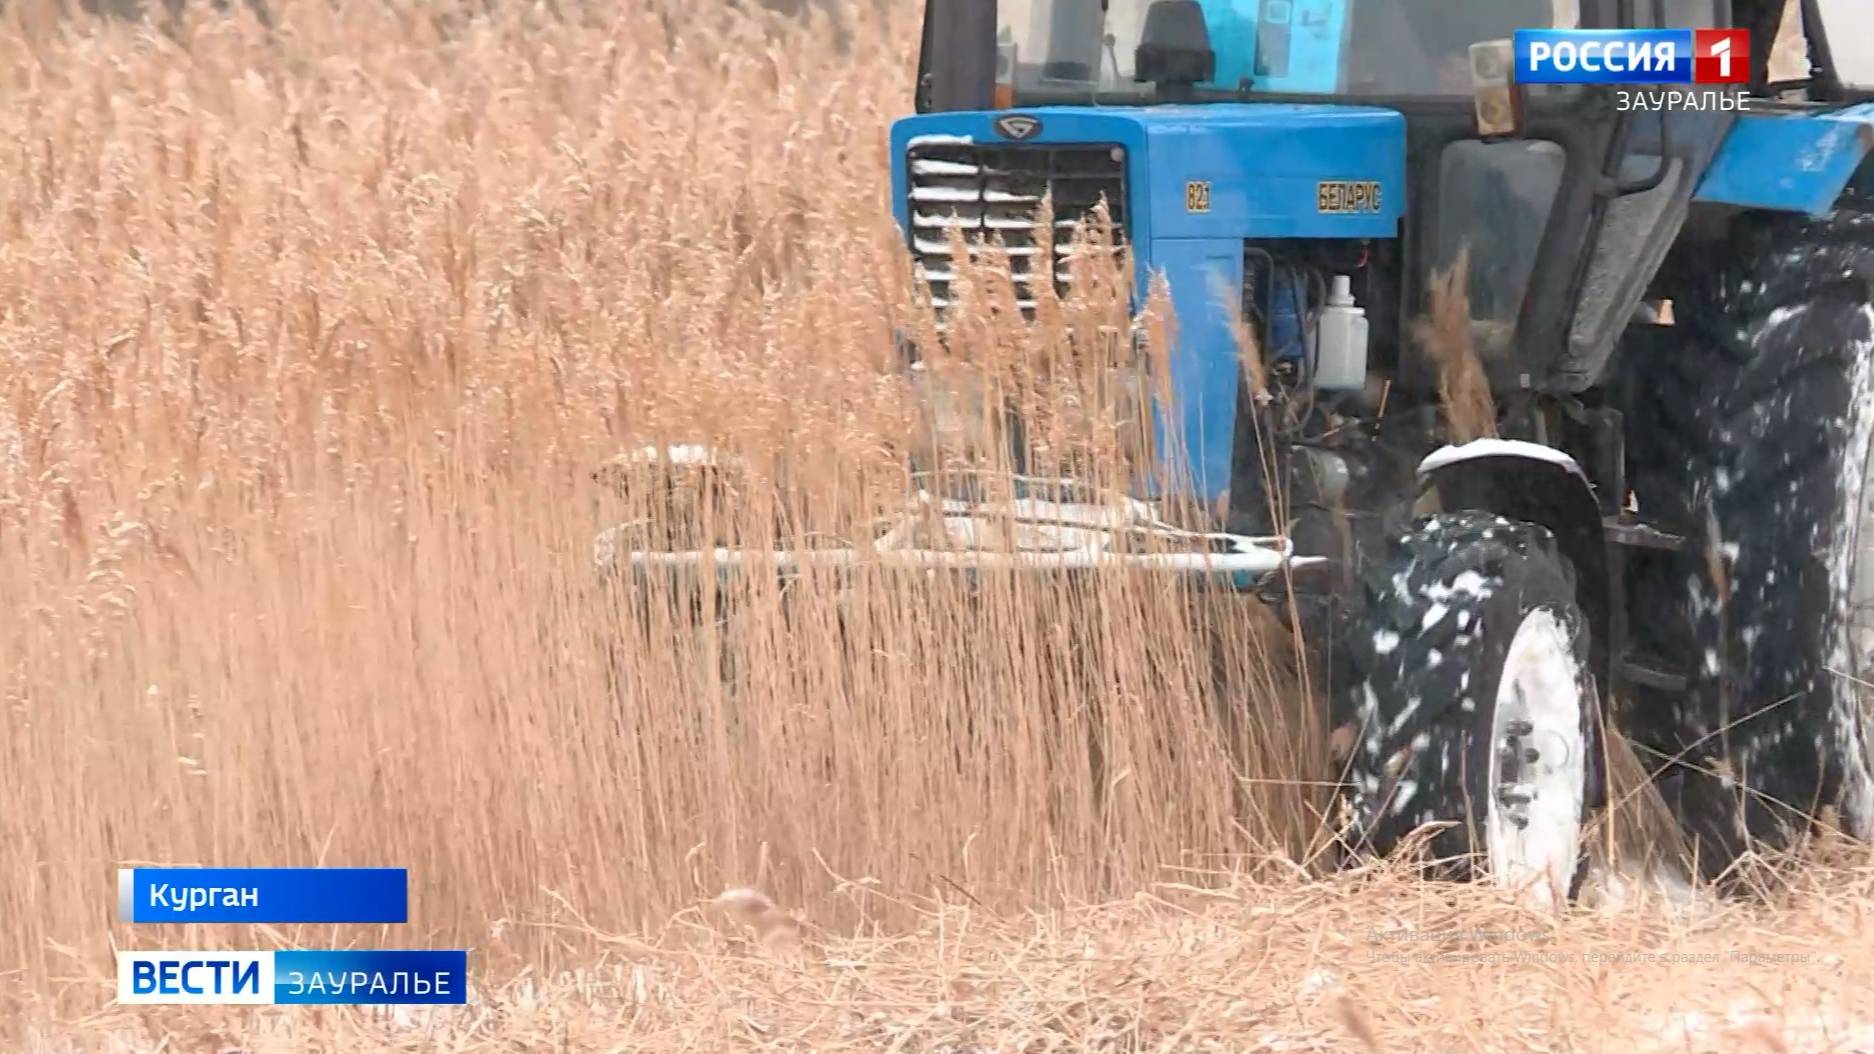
[0,0,1315,1024]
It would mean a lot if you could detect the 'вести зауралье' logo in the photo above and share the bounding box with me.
[1515,28,1750,85]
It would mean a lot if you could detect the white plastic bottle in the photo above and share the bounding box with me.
[1313,274,1369,392]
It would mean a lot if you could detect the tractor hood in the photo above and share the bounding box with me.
[889,104,1407,247]
[890,104,1408,501]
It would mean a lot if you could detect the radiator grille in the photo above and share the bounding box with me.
[904,142,1128,318]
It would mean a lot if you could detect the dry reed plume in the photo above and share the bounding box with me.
[0,0,1313,1035]
[3,2,1871,1050]
[1416,247,1498,443]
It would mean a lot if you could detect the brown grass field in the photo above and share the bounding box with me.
[2,0,1872,1050]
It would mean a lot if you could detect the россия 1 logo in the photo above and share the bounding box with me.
[1515,28,1750,85]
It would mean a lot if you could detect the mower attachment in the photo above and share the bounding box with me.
[596,456,1310,591]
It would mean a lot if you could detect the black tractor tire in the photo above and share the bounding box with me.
[1625,210,1874,881]
[1333,512,1604,901]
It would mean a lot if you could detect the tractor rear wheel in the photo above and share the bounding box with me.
[1626,211,1874,880]
[1333,512,1603,904]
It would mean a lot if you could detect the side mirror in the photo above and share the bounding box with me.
[1135,0,1216,93]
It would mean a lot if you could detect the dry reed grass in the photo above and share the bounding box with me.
[1415,248,1498,443]
[0,0,1315,1035]
[4,1,1872,1049]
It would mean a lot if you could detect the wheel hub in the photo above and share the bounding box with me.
[1494,712,1541,827]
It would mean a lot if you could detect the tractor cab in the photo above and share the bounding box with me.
[976,0,1562,102]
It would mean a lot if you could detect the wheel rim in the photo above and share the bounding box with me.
[1486,608,1587,905]
[1843,379,1874,837]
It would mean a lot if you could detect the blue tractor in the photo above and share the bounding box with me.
[624,0,1874,901]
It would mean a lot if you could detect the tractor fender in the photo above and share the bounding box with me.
[1414,440,1610,688]
[1693,103,1874,217]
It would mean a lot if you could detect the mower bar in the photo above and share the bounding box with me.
[600,482,1316,591]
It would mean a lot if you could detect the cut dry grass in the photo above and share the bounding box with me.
[31,860,1874,1051]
